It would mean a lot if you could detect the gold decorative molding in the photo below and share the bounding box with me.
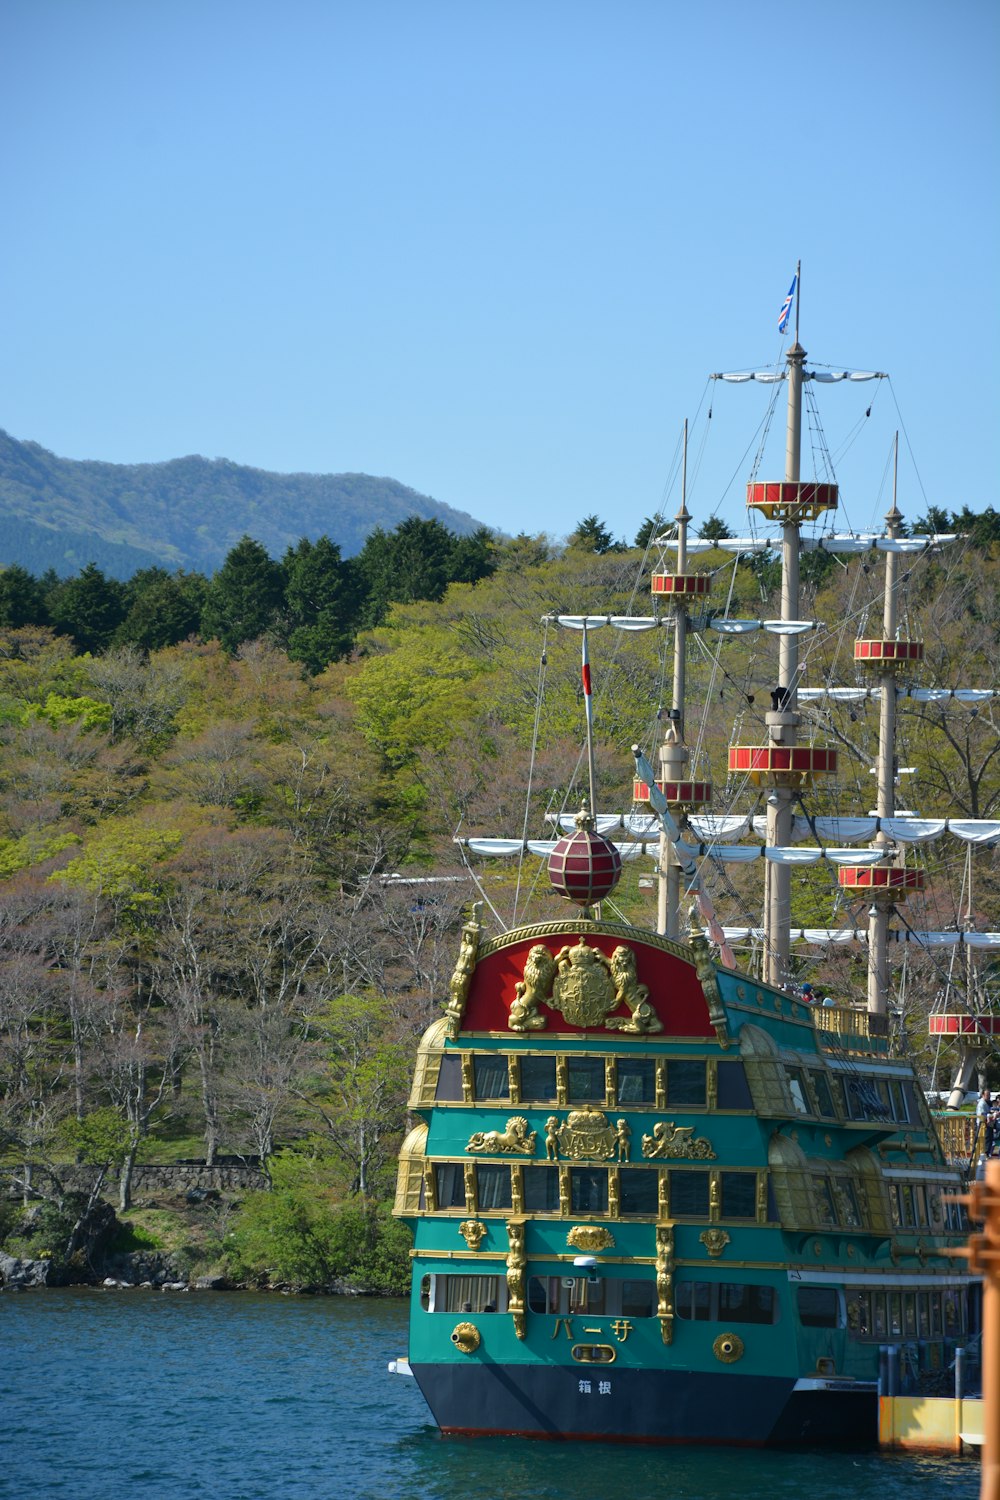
[641,1121,716,1160]
[655,1222,675,1345]
[458,1219,487,1251]
[506,1220,527,1339]
[511,1166,524,1216]
[450,1321,481,1354]
[699,1228,731,1258]
[567,1225,615,1252]
[466,1117,537,1156]
[713,1331,744,1363]
[546,1108,618,1161]
[479,919,693,964]
[444,910,482,1039]
[688,919,730,1048]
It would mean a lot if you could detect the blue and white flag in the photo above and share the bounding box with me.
[778,274,797,334]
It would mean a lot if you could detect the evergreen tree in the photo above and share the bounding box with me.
[356,517,459,628]
[201,537,284,653]
[568,514,622,553]
[116,569,207,651]
[46,562,126,653]
[281,536,361,673]
[448,526,497,586]
[0,564,48,628]
[634,516,673,549]
[697,516,734,543]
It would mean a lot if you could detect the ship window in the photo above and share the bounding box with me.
[872,1293,887,1338]
[522,1165,560,1213]
[716,1061,752,1110]
[903,1294,918,1338]
[809,1070,836,1117]
[814,1178,837,1226]
[943,1289,962,1336]
[621,1279,656,1318]
[669,1170,709,1217]
[519,1055,557,1101]
[618,1168,658,1216]
[571,1344,616,1364]
[528,1276,647,1318]
[889,1080,909,1123]
[617,1057,656,1104]
[845,1077,892,1121]
[888,1292,902,1337]
[797,1287,841,1328]
[835,1179,862,1228]
[847,1290,872,1338]
[676,1281,712,1320]
[917,1293,930,1339]
[667,1060,706,1106]
[787,1069,810,1115]
[929,1292,943,1337]
[476,1165,512,1211]
[528,1277,550,1313]
[718,1283,777,1325]
[720,1172,757,1220]
[420,1274,431,1311]
[570,1167,608,1214]
[432,1274,507,1314]
[435,1053,463,1101]
[676,1281,779,1324]
[473,1054,510,1100]
[434,1163,466,1209]
[567,1057,606,1103]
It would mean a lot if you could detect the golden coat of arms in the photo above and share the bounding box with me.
[509,938,662,1033]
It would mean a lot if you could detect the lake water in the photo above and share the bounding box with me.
[0,1289,976,1500]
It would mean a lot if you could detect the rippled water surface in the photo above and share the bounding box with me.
[0,1289,976,1500]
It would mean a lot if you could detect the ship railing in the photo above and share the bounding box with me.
[930,1111,983,1166]
[813,1004,891,1055]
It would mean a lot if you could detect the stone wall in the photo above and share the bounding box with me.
[2,1162,269,1198]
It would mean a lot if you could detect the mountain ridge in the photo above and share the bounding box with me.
[0,428,486,578]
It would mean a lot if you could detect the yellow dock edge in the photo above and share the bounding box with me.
[879,1394,984,1453]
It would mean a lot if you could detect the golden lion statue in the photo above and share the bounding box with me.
[509,944,555,1031]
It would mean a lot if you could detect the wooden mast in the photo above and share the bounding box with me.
[764,260,804,989]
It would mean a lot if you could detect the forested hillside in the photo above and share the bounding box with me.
[0,428,484,578]
[1,508,998,1289]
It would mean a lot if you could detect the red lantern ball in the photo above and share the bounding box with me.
[548,828,622,906]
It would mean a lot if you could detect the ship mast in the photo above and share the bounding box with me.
[765,271,806,990]
[659,422,692,939]
[867,440,902,1016]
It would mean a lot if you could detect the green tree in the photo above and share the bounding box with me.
[116,568,207,651]
[567,514,622,553]
[281,535,361,673]
[634,516,672,549]
[356,517,454,627]
[447,526,497,586]
[46,564,127,653]
[697,516,733,543]
[200,537,283,652]
[0,565,47,628]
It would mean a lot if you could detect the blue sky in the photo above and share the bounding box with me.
[2,0,997,549]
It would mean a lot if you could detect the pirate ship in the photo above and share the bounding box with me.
[390,274,988,1445]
